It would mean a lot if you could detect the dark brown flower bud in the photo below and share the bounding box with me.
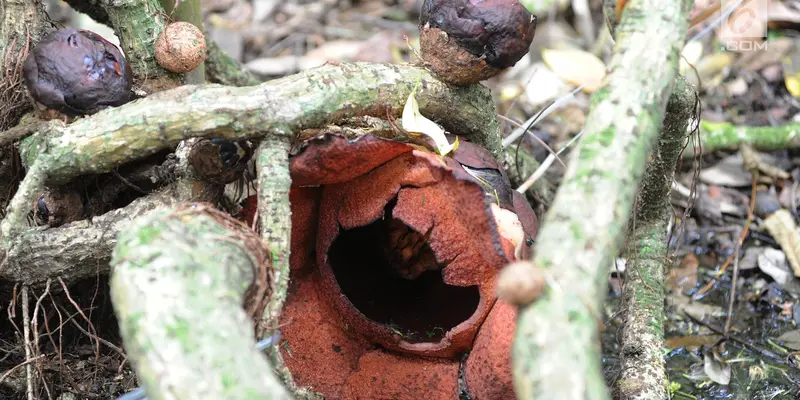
[189,138,252,185]
[23,28,133,118]
[33,188,84,227]
[419,0,537,85]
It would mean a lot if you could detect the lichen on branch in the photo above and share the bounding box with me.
[110,203,291,400]
[1,62,501,245]
[615,76,697,400]
[511,0,693,398]
[698,121,800,153]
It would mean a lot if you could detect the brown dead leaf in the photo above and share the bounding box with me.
[668,254,699,294]
[666,335,722,351]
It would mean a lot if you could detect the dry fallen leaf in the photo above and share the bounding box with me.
[698,153,753,187]
[668,253,699,295]
[757,247,794,286]
[763,209,800,277]
[776,329,800,351]
[541,48,606,92]
[703,348,731,385]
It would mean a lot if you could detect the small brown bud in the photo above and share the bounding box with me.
[155,22,207,73]
[496,260,546,306]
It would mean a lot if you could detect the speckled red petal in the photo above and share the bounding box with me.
[290,134,413,186]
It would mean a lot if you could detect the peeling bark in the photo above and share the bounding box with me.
[511,0,693,398]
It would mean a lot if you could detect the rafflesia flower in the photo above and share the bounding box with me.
[275,133,538,399]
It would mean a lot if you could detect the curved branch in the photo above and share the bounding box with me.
[698,121,800,153]
[2,62,501,275]
[20,62,500,185]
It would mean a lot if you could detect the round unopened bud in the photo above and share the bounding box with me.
[155,22,207,73]
[496,261,546,306]
[419,0,537,85]
[33,188,83,227]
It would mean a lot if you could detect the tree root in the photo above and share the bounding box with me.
[0,181,210,285]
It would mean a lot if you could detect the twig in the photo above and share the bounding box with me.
[497,114,566,168]
[723,181,757,334]
[516,129,584,193]
[58,277,101,376]
[55,304,126,357]
[501,84,584,148]
[29,280,50,399]
[0,354,45,387]
[21,285,34,400]
[683,311,798,370]
[45,289,64,377]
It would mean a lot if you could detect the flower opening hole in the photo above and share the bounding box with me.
[328,202,480,344]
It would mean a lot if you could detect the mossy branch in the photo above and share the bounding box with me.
[614,76,696,400]
[511,0,692,398]
[110,204,290,400]
[697,121,800,153]
[1,62,501,245]
[254,136,316,396]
